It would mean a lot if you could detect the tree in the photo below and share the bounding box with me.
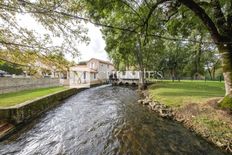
[0,60,23,75]
[0,0,89,66]
[176,0,232,105]
[82,0,232,106]
[1,1,232,105]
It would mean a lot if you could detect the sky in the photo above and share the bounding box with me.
[76,23,109,62]
[16,14,109,62]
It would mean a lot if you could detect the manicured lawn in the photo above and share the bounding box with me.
[148,80,225,107]
[0,87,68,107]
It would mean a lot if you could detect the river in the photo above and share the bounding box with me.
[0,85,227,155]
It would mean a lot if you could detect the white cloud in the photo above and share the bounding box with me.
[75,23,109,62]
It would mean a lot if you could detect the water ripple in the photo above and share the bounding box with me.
[0,86,227,155]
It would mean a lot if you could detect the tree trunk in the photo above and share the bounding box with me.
[212,66,216,80]
[218,44,232,96]
[177,0,232,107]
[136,37,146,90]
[208,69,213,80]
[206,64,213,80]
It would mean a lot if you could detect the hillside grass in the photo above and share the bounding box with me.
[148,80,225,107]
[0,86,68,107]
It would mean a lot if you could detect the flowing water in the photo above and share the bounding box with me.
[0,85,227,155]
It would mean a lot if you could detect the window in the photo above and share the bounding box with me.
[94,73,96,79]
[91,62,95,69]
[83,72,86,79]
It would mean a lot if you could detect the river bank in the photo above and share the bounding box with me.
[0,88,87,141]
[0,83,107,141]
[139,81,232,153]
[0,86,226,154]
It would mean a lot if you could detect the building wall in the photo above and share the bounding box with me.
[69,70,91,86]
[98,62,109,80]
[69,59,115,86]
[0,77,60,94]
[90,72,98,81]
[87,59,99,71]
[87,59,115,80]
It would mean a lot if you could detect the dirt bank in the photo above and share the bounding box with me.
[138,90,232,153]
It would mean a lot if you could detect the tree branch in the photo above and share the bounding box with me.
[0,57,29,67]
[120,0,142,19]
[178,0,221,43]
[211,0,227,34]
[227,1,232,30]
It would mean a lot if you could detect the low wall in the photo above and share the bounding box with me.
[0,78,60,94]
[0,88,86,124]
[60,79,70,86]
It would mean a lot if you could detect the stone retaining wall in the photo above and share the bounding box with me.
[0,78,60,94]
[0,88,86,124]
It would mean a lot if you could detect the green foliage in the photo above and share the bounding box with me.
[0,61,23,75]
[0,51,72,77]
[195,117,224,128]
[193,115,232,140]
[82,0,222,80]
[0,0,89,66]
[219,95,232,109]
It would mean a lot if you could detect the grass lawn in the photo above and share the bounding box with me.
[0,86,68,107]
[148,80,225,107]
[148,80,232,151]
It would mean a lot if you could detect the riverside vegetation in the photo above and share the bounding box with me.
[138,80,232,153]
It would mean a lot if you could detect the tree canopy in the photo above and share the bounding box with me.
[82,0,232,103]
[0,0,89,68]
[1,0,232,104]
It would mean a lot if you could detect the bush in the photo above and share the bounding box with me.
[219,95,232,109]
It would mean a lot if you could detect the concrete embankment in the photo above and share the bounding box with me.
[0,88,86,140]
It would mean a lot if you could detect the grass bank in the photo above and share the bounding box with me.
[0,86,68,107]
[148,80,225,107]
[148,80,232,152]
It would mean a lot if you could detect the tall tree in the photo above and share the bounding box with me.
[83,0,232,105]
[176,0,232,104]
[1,0,232,105]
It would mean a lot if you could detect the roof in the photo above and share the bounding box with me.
[78,61,87,65]
[70,65,97,73]
[71,58,114,68]
[88,58,113,66]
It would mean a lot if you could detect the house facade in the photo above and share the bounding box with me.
[69,58,114,87]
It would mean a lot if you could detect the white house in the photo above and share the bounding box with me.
[69,58,114,87]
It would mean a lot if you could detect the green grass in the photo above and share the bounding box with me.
[148,80,225,107]
[0,87,68,107]
[193,115,232,139]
